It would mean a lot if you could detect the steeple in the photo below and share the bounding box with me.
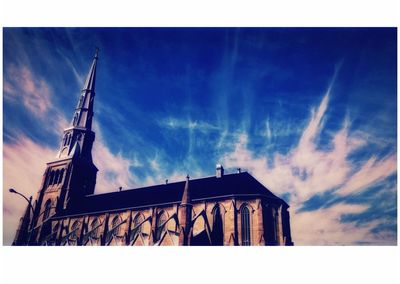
[50,49,99,200]
[82,48,98,92]
[16,49,100,245]
[71,48,99,130]
[58,50,99,160]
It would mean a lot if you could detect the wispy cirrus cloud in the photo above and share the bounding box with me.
[337,155,397,196]
[91,123,138,193]
[220,70,396,245]
[160,117,219,133]
[57,48,86,88]
[3,29,396,247]
[293,203,395,245]
[4,62,73,141]
[4,64,52,117]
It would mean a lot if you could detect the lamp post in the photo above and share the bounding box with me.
[9,188,35,245]
[9,188,34,215]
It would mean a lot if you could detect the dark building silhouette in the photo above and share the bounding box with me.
[12,51,294,246]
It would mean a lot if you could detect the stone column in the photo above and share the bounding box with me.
[224,199,236,246]
[149,207,157,245]
[178,203,192,246]
[255,200,265,246]
[276,205,284,246]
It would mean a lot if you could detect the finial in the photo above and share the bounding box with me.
[181,174,191,206]
[94,47,99,59]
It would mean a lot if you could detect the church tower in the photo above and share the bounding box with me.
[29,50,99,243]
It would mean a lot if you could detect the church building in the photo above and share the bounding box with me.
[12,50,294,246]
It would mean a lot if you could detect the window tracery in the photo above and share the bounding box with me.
[155,211,166,241]
[130,213,144,242]
[90,218,100,239]
[241,205,251,246]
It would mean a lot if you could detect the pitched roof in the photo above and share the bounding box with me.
[55,172,287,218]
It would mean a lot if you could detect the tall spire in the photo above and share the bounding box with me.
[82,48,98,92]
[71,49,99,130]
[58,49,99,160]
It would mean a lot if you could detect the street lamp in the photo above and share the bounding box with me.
[9,188,34,215]
[9,188,35,245]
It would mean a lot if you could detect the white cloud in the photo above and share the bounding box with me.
[337,155,397,196]
[60,50,85,87]
[160,117,219,133]
[221,87,396,245]
[2,63,143,244]
[137,151,205,188]
[298,94,329,149]
[265,119,272,140]
[291,203,395,245]
[2,129,140,245]
[3,136,56,245]
[3,62,395,246]
[92,128,137,194]
[149,156,161,172]
[4,65,52,116]
[55,114,70,133]
[4,64,73,139]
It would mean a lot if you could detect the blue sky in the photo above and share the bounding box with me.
[3,28,397,245]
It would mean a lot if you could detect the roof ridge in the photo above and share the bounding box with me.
[86,171,250,197]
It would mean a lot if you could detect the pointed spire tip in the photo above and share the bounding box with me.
[94,47,99,59]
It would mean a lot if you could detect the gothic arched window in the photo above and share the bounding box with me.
[43,199,52,221]
[131,213,144,242]
[48,171,55,186]
[54,170,60,185]
[155,211,166,241]
[67,133,72,145]
[58,169,64,184]
[90,218,100,239]
[78,95,84,107]
[70,221,80,240]
[73,112,80,126]
[211,204,224,245]
[241,206,251,246]
[112,215,122,236]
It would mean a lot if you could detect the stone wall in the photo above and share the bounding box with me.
[36,197,292,246]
